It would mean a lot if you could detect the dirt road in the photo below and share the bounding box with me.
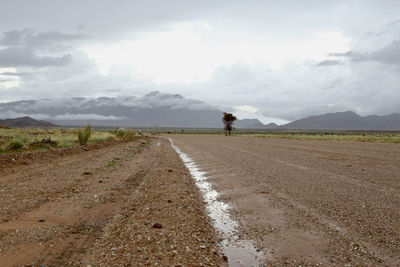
[0,138,225,266]
[171,135,400,266]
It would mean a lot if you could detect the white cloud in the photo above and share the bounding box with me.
[51,113,123,121]
[1,0,400,123]
[234,105,258,114]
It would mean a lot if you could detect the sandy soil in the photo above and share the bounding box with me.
[0,137,225,266]
[171,135,400,266]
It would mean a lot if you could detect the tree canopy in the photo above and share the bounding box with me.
[222,112,237,135]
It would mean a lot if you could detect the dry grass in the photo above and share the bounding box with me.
[0,128,118,154]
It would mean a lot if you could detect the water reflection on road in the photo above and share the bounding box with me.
[169,138,263,267]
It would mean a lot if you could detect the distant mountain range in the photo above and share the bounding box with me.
[234,119,278,129]
[231,111,400,130]
[0,91,399,130]
[0,92,224,128]
[281,111,400,130]
[0,116,56,128]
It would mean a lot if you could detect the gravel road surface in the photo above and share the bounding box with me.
[171,135,400,266]
[0,137,225,266]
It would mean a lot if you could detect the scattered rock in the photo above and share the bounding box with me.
[152,223,163,229]
[38,219,45,223]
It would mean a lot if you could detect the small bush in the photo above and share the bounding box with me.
[7,141,24,151]
[77,125,92,145]
[110,127,136,139]
[29,138,58,149]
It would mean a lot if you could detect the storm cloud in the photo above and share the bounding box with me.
[330,39,400,66]
[0,29,86,48]
[0,0,400,123]
[0,47,72,67]
[316,60,344,67]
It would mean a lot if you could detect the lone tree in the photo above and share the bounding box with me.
[222,112,237,135]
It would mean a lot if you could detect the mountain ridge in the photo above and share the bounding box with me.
[1,92,399,130]
[280,111,400,130]
[0,116,56,128]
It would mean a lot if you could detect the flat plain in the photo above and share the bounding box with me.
[1,133,400,266]
[171,135,400,266]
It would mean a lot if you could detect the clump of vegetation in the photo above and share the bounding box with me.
[7,141,24,151]
[110,127,136,139]
[107,160,115,167]
[29,138,58,149]
[77,125,92,145]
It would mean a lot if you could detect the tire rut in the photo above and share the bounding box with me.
[0,138,152,266]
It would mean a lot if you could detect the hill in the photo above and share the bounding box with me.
[0,92,262,128]
[1,93,399,130]
[0,116,56,128]
[280,111,400,130]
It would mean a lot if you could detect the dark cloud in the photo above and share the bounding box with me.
[316,60,344,66]
[0,47,71,67]
[367,39,400,65]
[0,78,14,83]
[0,29,80,68]
[0,72,32,77]
[330,39,400,65]
[329,51,354,57]
[0,29,86,47]
[1,0,400,122]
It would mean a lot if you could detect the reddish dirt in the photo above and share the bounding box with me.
[0,137,225,266]
[171,135,400,266]
[0,138,138,171]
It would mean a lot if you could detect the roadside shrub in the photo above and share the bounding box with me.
[77,125,92,145]
[110,127,136,139]
[7,141,24,151]
[29,138,58,149]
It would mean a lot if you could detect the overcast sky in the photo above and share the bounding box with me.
[1,0,400,123]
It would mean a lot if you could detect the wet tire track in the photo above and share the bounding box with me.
[171,135,400,266]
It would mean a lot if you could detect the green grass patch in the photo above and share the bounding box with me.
[0,127,119,154]
[7,141,24,151]
[107,161,115,167]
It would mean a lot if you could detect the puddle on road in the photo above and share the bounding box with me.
[169,138,264,267]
